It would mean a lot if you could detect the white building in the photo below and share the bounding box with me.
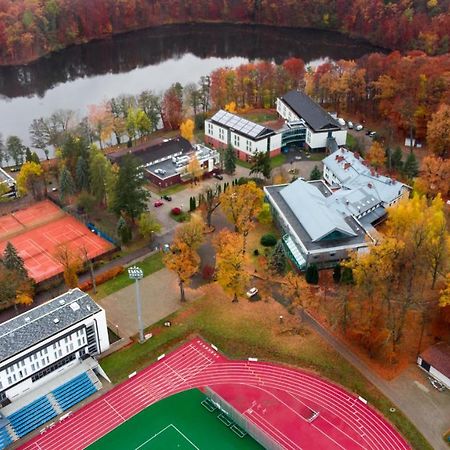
[205,110,282,161]
[0,289,110,448]
[276,90,347,151]
[0,168,16,198]
[418,342,450,389]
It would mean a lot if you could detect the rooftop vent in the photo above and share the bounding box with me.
[59,300,65,305]
[24,317,30,323]
[368,183,373,189]
[70,302,80,312]
[53,318,60,324]
[86,305,91,311]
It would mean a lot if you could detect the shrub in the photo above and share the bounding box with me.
[171,207,182,215]
[305,264,319,285]
[78,265,124,291]
[260,233,277,247]
[202,265,215,281]
[253,249,259,256]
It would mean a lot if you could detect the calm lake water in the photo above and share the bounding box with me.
[0,24,381,151]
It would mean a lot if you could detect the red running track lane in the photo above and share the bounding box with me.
[19,338,410,450]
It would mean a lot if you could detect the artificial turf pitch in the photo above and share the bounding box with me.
[87,389,263,449]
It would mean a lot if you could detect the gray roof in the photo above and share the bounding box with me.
[0,167,15,187]
[329,187,382,217]
[0,289,101,365]
[280,180,357,242]
[280,91,340,132]
[209,110,273,140]
[265,183,368,252]
[323,149,409,205]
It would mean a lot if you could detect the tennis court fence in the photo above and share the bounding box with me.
[204,387,283,450]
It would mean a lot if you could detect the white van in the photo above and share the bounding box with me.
[337,118,346,127]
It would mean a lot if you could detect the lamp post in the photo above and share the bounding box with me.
[128,266,144,343]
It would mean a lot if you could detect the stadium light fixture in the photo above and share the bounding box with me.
[128,266,145,343]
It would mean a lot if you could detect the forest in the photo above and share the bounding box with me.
[0,0,449,65]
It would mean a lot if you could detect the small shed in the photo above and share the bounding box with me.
[417,342,450,388]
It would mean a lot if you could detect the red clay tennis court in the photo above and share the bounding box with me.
[19,338,410,450]
[0,200,114,283]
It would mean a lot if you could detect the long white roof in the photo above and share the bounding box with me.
[280,180,356,242]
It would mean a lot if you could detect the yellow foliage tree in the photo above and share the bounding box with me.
[213,229,249,302]
[163,239,199,302]
[54,244,82,289]
[16,292,33,307]
[186,155,203,184]
[426,103,450,158]
[17,161,45,199]
[365,142,386,169]
[439,273,450,307]
[415,155,450,199]
[220,181,264,252]
[180,119,195,142]
[281,272,310,319]
[224,101,237,113]
[174,214,204,249]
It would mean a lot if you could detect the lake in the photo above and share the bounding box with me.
[0,23,381,151]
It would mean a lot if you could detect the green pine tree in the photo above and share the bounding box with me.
[76,156,90,192]
[305,264,319,284]
[250,151,271,179]
[3,242,28,279]
[341,267,354,285]
[269,240,286,274]
[391,147,403,171]
[59,166,76,201]
[116,216,132,244]
[333,264,341,283]
[224,145,236,175]
[25,147,33,162]
[111,154,150,220]
[309,165,322,181]
[403,152,419,179]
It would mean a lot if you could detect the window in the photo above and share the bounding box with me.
[31,363,35,371]
[234,134,240,147]
[218,128,225,141]
[7,377,11,385]
[207,123,213,135]
[246,140,252,153]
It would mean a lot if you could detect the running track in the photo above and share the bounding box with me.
[19,338,410,450]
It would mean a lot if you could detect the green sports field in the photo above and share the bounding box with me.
[87,389,263,450]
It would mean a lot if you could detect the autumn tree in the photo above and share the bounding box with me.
[213,230,249,302]
[257,203,272,225]
[203,186,221,229]
[89,147,115,204]
[137,212,161,241]
[162,83,183,130]
[163,239,199,302]
[88,102,113,149]
[174,214,204,249]
[180,119,194,142]
[220,182,264,252]
[365,142,386,169]
[54,244,82,289]
[439,274,450,308]
[16,162,45,199]
[186,155,203,185]
[281,272,309,319]
[427,104,450,158]
[415,155,450,199]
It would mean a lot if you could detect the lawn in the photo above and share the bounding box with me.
[93,252,164,299]
[236,154,286,170]
[100,286,431,450]
[160,183,188,196]
[241,110,278,123]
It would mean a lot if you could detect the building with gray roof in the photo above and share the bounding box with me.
[0,288,109,444]
[276,91,347,151]
[205,109,282,161]
[265,180,373,270]
[0,167,16,198]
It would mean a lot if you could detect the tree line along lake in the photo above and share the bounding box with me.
[0,23,382,151]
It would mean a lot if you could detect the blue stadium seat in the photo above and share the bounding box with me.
[0,427,13,450]
[7,396,56,439]
[52,373,97,411]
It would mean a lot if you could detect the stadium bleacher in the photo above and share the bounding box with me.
[0,426,13,450]
[52,373,97,411]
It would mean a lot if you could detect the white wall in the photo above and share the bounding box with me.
[276,98,299,122]
[308,128,347,150]
[205,121,228,145]
[0,308,109,401]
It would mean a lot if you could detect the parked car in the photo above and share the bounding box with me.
[365,130,373,136]
[369,131,377,138]
[246,287,259,298]
[347,121,354,129]
[213,173,224,180]
[337,118,346,126]
[154,200,164,207]
[428,376,446,392]
[355,124,363,131]
[162,195,172,201]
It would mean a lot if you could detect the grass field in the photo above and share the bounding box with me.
[100,286,432,450]
[87,389,262,450]
[93,253,164,299]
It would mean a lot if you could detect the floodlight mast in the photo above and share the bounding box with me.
[128,266,144,343]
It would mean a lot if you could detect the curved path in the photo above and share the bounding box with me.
[19,338,410,450]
